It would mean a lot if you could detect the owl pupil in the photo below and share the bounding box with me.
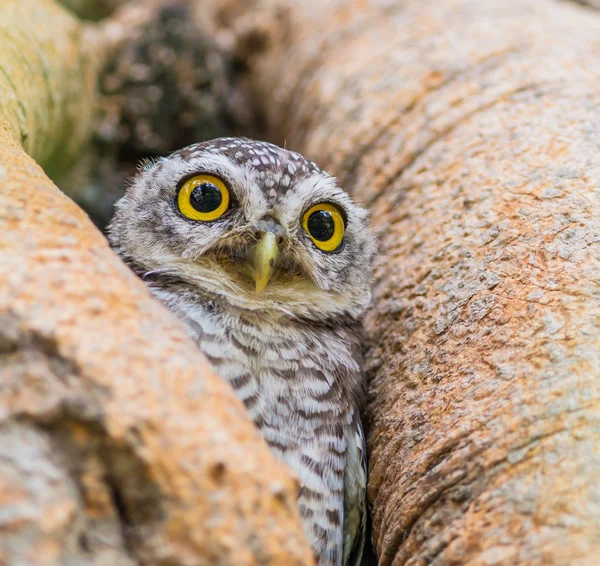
[308,210,335,241]
[190,183,222,212]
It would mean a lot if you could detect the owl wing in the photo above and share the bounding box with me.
[343,409,367,566]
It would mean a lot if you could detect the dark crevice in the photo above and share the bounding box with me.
[78,532,92,553]
[104,473,136,556]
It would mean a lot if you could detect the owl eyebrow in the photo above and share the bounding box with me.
[304,176,340,210]
[309,176,327,194]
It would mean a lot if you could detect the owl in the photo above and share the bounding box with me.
[108,138,375,566]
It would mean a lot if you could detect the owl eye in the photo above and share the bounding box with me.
[177,174,230,221]
[302,203,345,252]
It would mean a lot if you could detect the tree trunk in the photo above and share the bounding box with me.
[205,0,600,564]
[0,1,313,564]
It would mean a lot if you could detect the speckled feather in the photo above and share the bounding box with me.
[109,138,374,565]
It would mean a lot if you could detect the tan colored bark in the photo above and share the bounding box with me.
[0,0,97,180]
[204,0,600,564]
[0,1,313,564]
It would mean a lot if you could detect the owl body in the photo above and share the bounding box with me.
[149,281,366,565]
[109,138,374,566]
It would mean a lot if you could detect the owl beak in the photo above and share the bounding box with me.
[251,232,279,295]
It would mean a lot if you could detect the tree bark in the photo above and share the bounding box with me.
[0,1,313,564]
[204,0,600,564]
[0,0,98,180]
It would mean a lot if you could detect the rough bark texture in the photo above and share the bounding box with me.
[0,1,313,564]
[204,0,600,564]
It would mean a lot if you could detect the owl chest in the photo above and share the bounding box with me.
[183,307,343,430]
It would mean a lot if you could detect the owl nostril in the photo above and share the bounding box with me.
[254,230,285,247]
[253,218,286,246]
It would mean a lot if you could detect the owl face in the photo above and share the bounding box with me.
[109,138,375,321]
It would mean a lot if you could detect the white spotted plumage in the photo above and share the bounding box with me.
[109,138,374,565]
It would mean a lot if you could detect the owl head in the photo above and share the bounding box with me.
[109,138,375,322]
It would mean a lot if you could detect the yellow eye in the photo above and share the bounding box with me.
[177,174,230,221]
[302,203,345,252]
